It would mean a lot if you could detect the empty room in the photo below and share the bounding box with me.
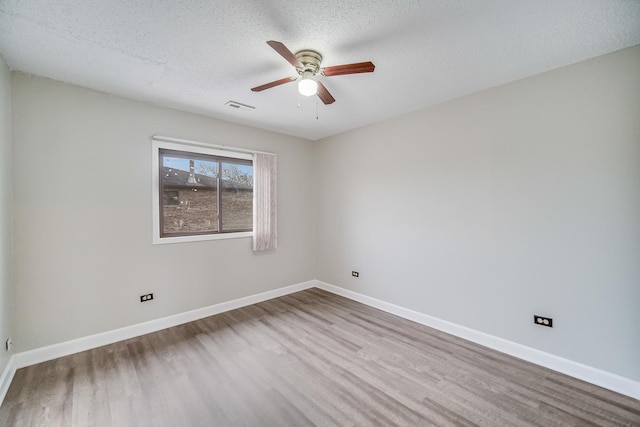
[0,1,639,425]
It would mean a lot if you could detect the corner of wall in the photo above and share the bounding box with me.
[0,54,15,387]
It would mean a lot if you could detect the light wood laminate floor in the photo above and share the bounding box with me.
[1,288,639,426]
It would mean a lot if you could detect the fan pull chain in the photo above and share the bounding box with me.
[316,99,319,120]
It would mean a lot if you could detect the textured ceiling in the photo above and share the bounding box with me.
[1,1,640,141]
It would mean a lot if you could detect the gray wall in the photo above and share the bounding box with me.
[313,45,640,381]
[11,74,315,352]
[6,45,640,385]
[0,55,13,372]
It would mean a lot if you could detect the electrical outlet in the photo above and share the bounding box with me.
[534,315,553,328]
[140,293,154,302]
[5,337,12,352]
[352,271,359,277]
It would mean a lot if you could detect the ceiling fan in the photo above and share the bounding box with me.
[251,40,375,105]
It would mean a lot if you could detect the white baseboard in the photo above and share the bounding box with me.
[0,356,16,406]
[8,280,315,377]
[2,279,638,405]
[313,280,640,401]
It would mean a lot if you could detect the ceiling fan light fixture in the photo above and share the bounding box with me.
[298,76,318,96]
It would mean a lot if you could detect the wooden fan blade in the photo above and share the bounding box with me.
[251,76,296,92]
[316,81,335,105]
[322,61,375,77]
[267,40,303,68]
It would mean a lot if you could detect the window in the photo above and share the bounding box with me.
[152,139,253,244]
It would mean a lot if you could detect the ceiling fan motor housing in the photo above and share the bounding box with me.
[295,50,322,75]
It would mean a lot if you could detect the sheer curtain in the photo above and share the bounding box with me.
[252,152,277,251]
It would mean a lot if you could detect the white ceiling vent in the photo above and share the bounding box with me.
[225,101,255,111]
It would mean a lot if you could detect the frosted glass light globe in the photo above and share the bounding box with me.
[298,78,318,96]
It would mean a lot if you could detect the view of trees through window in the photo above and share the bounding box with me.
[159,149,253,237]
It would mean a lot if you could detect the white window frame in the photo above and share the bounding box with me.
[152,139,253,245]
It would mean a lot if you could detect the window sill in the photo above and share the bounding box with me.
[152,231,253,245]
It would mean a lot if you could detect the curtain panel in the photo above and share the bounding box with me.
[252,152,277,251]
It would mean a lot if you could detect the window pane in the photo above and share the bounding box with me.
[221,162,253,231]
[161,155,218,236]
[155,145,254,240]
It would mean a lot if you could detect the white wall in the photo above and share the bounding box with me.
[0,56,13,372]
[313,45,640,381]
[11,74,315,352]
